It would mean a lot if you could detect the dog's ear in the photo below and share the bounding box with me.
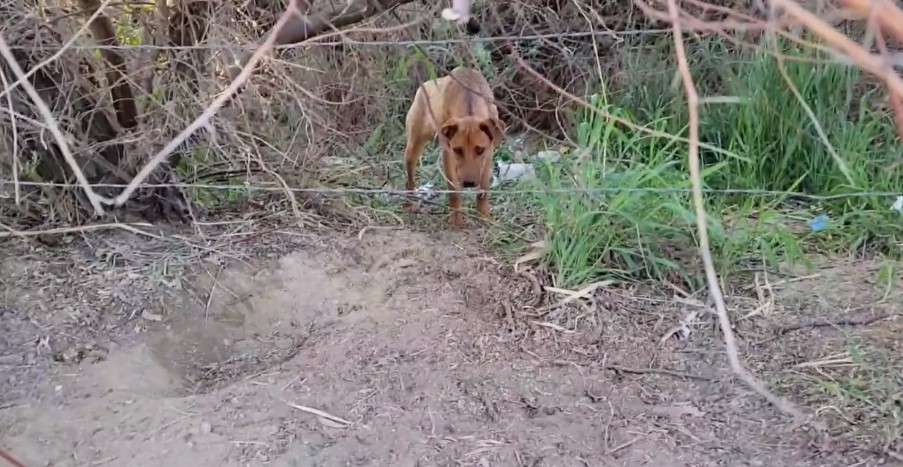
[478,117,506,145]
[441,120,460,140]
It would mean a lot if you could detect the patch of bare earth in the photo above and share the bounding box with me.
[0,227,898,466]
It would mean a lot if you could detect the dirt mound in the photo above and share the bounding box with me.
[0,228,885,466]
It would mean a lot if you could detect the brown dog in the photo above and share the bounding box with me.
[403,66,506,227]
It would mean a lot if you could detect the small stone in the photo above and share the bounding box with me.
[200,422,212,433]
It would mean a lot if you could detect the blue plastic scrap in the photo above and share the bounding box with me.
[807,214,830,232]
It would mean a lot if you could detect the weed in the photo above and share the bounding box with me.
[530,34,902,288]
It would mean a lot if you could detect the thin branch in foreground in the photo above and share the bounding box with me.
[0,33,109,216]
[663,0,809,422]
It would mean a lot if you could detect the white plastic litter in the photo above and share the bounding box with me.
[491,162,535,187]
[416,182,439,201]
[892,195,903,214]
[441,0,471,23]
[535,150,562,163]
[498,162,535,181]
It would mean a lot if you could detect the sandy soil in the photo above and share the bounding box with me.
[0,226,900,466]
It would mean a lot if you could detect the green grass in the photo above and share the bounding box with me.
[173,148,252,209]
[275,32,901,292]
[531,34,903,288]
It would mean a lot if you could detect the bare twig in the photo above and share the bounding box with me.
[0,221,160,239]
[604,364,713,382]
[0,62,18,205]
[0,33,108,215]
[664,0,808,421]
[0,0,115,100]
[112,5,424,208]
[871,18,903,142]
[109,2,305,208]
[283,400,352,426]
[778,312,893,335]
[769,0,903,99]
[839,0,903,45]
[0,446,26,467]
[3,179,903,200]
[886,449,903,463]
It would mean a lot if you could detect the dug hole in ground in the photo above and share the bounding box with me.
[0,221,900,466]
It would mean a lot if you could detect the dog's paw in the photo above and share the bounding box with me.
[476,204,490,219]
[450,213,468,228]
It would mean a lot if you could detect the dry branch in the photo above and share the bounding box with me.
[848,0,903,142]
[0,0,113,101]
[112,0,426,209]
[768,0,903,99]
[0,33,109,216]
[875,28,903,142]
[662,0,808,422]
[839,0,903,44]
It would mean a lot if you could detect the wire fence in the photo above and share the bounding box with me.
[1,0,902,217]
[5,26,894,66]
[0,179,900,202]
[0,29,676,51]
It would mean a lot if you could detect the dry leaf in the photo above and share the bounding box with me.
[514,241,546,273]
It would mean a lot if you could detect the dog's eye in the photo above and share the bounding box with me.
[453,148,464,157]
[474,146,485,156]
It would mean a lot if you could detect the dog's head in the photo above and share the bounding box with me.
[441,116,506,188]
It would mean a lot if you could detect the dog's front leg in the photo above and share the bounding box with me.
[448,185,464,227]
[476,160,492,220]
[442,150,465,227]
[404,134,427,212]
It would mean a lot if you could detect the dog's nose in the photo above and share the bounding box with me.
[462,181,477,188]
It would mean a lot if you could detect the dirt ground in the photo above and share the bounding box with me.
[1,222,901,467]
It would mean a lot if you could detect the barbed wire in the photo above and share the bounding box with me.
[0,28,674,51]
[0,179,899,201]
